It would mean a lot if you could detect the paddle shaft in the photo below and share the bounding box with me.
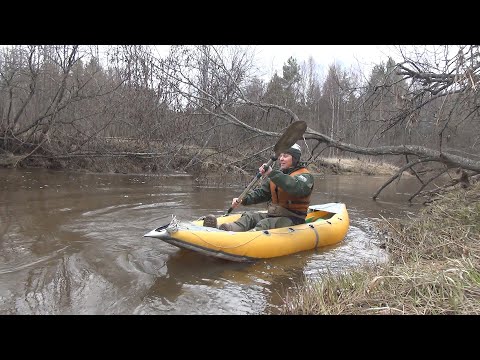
[226,155,276,215]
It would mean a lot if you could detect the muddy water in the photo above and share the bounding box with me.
[0,168,420,314]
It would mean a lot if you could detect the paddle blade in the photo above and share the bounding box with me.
[273,121,307,156]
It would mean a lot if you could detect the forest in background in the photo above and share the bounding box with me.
[1,45,479,201]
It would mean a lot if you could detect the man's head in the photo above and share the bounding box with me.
[279,143,302,169]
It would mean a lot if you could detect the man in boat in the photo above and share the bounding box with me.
[204,143,314,231]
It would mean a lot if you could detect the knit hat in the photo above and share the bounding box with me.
[285,143,301,165]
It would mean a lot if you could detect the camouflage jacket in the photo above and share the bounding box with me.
[241,164,314,206]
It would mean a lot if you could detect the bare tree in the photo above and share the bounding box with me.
[0,45,127,165]
[2,45,478,204]
[153,45,480,201]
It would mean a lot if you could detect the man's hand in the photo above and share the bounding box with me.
[259,163,272,177]
[231,197,242,209]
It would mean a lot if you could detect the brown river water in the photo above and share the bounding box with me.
[0,168,421,315]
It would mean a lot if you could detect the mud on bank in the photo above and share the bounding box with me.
[1,151,404,178]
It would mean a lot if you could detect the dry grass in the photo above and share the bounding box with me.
[0,153,25,167]
[314,157,403,176]
[383,184,480,263]
[280,182,480,315]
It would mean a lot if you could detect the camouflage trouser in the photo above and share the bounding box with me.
[224,211,296,232]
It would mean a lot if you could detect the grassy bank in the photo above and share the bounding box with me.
[310,157,404,176]
[280,181,480,315]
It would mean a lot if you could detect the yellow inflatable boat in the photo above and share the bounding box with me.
[144,203,349,262]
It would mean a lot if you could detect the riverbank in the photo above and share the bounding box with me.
[280,180,480,314]
[0,150,405,178]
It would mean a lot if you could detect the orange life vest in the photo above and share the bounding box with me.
[269,168,311,214]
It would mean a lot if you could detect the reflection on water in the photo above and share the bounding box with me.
[0,168,420,314]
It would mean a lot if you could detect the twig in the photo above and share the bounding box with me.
[373,157,436,200]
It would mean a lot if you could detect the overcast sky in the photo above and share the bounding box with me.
[152,45,398,80]
[0,44,398,81]
[250,45,397,79]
